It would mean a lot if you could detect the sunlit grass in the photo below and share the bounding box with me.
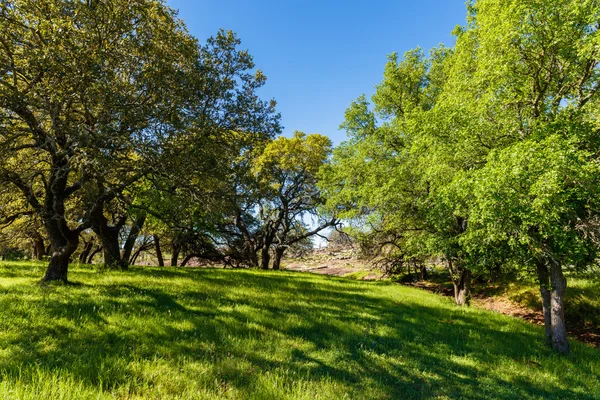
[0,261,599,399]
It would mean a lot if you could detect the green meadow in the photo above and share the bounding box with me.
[0,262,599,399]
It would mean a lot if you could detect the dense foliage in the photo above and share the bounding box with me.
[0,0,334,279]
[320,0,600,353]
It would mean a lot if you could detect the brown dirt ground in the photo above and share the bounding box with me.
[285,260,378,278]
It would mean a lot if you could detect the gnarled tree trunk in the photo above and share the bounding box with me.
[42,220,79,283]
[90,205,127,269]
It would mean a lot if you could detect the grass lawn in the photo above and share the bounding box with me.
[0,262,599,399]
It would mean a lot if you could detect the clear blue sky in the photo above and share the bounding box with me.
[167,0,468,145]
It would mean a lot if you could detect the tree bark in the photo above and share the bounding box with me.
[42,223,79,283]
[99,227,123,269]
[32,232,46,260]
[234,210,259,266]
[260,243,270,270]
[154,235,164,267]
[90,205,127,269]
[549,258,569,354]
[180,254,193,267]
[536,260,553,346]
[272,247,285,270]
[446,258,472,306]
[419,263,428,281]
[121,213,146,265]
[453,268,472,306]
[170,243,180,267]
[78,240,93,264]
[88,246,102,264]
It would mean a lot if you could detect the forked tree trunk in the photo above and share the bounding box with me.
[248,249,259,268]
[549,259,569,354]
[272,247,285,271]
[536,260,553,346]
[234,210,259,267]
[154,235,164,267]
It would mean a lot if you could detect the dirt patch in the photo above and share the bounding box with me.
[286,262,369,278]
[284,249,377,280]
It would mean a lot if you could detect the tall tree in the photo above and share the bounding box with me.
[253,131,336,270]
[0,0,197,281]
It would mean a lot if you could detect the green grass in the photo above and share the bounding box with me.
[1,262,599,399]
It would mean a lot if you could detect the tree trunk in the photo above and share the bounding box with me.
[88,246,102,264]
[536,260,553,346]
[32,232,46,260]
[90,206,127,269]
[130,247,143,266]
[42,229,79,283]
[234,210,259,267]
[453,268,472,306]
[180,254,193,267]
[272,247,285,270]
[79,240,93,264]
[170,243,180,267]
[419,263,428,281]
[154,235,164,267]
[260,244,270,270]
[121,213,146,266]
[99,227,123,269]
[549,259,569,354]
[446,258,471,306]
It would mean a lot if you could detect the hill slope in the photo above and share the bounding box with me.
[0,262,599,399]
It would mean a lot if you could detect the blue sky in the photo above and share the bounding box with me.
[167,0,468,145]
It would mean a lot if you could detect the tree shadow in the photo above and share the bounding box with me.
[0,266,598,399]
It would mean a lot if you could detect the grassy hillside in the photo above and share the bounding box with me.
[0,262,599,399]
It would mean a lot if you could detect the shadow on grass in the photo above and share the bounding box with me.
[0,265,598,399]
